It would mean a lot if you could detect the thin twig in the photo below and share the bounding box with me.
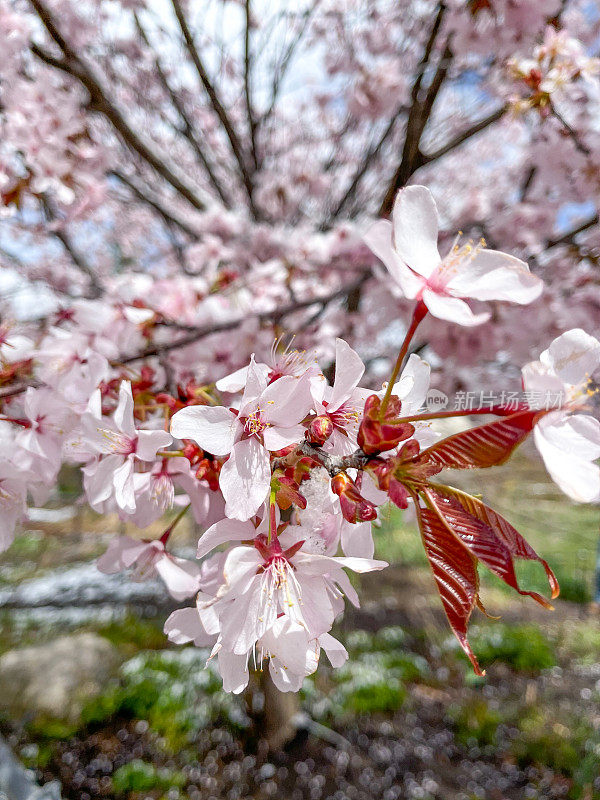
[134,13,232,207]
[170,0,259,217]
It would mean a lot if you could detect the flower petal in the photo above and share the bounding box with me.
[391,185,441,278]
[328,338,365,412]
[164,607,215,646]
[534,424,600,502]
[136,429,172,461]
[363,219,424,298]
[392,353,430,414]
[171,405,238,456]
[447,249,543,304]
[114,381,136,437]
[154,554,201,601]
[197,517,255,558]
[421,288,490,327]
[219,438,271,520]
[540,328,600,386]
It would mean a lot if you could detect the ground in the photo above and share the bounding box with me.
[0,444,599,800]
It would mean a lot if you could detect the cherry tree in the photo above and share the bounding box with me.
[0,0,599,715]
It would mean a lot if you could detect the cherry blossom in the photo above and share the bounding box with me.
[0,0,599,695]
[364,185,544,326]
[171,358,313,520]
[0,459,29,552]
[97,535,201,601]
[523,328,600,502]
[80,381,172,514]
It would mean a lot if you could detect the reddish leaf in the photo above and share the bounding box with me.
[416,504,484,675]
[426,488,557,608]
[420,409,543,470]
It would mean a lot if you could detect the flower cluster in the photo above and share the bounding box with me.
[1,186,598,692]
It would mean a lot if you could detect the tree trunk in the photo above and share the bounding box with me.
[259,668,300,751]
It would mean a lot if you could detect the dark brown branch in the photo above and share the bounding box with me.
[0,274,372,402]
[40,195,102,298]
[0,381,40,402]
[297,441,370,476]
[134,14,232,208]
[118,272,370,363]
[170,0,259,217]
[551,104,591,156]
[546,214,599,249]
[379,4,450,216]
[327,112,402,223]
[244,0,258,170]
[519,165,536,201]
[260,4,318,127]
[28,0,206,212]
[109,170,200,240]
[420,105,507,166]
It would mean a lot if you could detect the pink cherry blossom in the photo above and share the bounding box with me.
[364,185,544,326]
[311,338,372,455]
[0,459,29,552]
[97,535,201,601]
[523,328,600,502]
[81,381,172,514]
[171,358,313,520]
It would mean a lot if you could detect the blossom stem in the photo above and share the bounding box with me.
[160,502,191,545]
[0,415,31,428]
[380,300,428,418]
[157,450,185,457]
[397,404,531,424]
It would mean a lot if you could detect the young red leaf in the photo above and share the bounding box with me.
[420,408,543,470]
[416,503,484,676]
[431,485,559,601]
[425,488,557,609]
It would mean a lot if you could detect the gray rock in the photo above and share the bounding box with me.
[0,733,62,800]
[0,633,121,723]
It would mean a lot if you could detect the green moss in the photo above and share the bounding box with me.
[510,708,598,781]
[451,624,556,673]
[343,680,407,714]
[2,531,46,560]
[560,623,600,665]
[27,718,79,741]
[111,759,186,794]
[79,650,249,752]
[95,615,168,653]
[19,742,52,769]
[373,626,408,650]
[448,699,502,747]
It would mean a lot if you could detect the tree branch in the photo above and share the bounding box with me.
[379,4,450,216]
[244,0,259,170]
[327,112,402,223]
[28,0,207,212]
[40,194,102,298]
[297,440,370,476]
[420,105,507,166]
[170,0,259,217]
[118,272,370,363]
[134,14,232,208]
[546,214,599,249]
[260,4,319,128]
[109,170,200,241]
